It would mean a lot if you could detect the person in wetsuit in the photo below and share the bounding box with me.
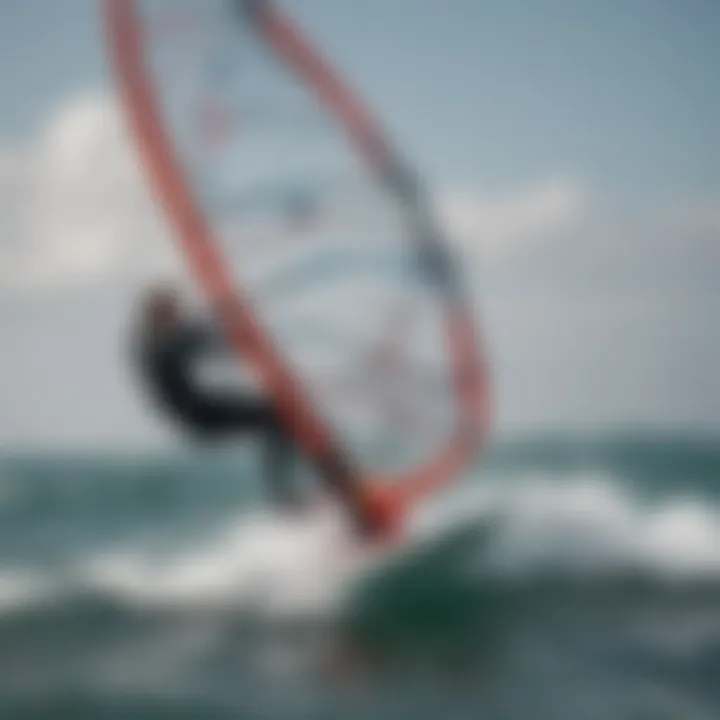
[133,285,299,510]
[133,284,398,535]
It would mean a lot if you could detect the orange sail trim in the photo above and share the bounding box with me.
[105,0,491,518]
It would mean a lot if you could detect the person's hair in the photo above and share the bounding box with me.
[139,284,183,336]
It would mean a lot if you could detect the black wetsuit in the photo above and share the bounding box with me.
[135,322,297,508]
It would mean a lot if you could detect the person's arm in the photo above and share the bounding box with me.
[181,320,228,357]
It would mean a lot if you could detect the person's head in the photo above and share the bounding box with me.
[140,284,184,335]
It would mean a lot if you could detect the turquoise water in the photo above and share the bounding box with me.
[0,437,719,719]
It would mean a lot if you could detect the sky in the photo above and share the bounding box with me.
[1,0,719,448]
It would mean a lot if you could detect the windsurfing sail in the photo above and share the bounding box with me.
[105,0,491,521]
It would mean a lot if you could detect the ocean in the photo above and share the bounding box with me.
[0,437,719,719]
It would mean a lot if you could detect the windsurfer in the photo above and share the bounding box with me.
[132,284,301,511]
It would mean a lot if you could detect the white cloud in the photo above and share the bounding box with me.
[435,178,586,257]
[0,94,590,299]
[0,101,589,293]
[0,93,176,294]
[2,91,716,301]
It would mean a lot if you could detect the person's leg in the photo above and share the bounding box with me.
[199,396,300,511]
[262,410,301,512]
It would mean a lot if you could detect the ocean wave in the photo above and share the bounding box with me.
[2,437,718,521]
[0,454,255,523]
[0,502,376,621]
[0,569,56,613]
[470,473,720,583]
[1,472,719,623]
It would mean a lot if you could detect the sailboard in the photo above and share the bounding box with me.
[105,0,491,535]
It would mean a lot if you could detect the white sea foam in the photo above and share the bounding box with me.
[457,472,720,582]
[78,502,385,618]
[0,471,719,618]
[76,473,720,614]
